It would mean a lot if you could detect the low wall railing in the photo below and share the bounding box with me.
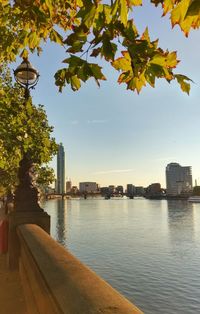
[17,224,143,314]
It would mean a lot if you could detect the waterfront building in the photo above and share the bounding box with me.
[116,185,124,194]
[56,143,65,194]
[71,186,79,194]
[66,180,72,193]
[79,182,98,193]
[166,163,192,196]
[108,185,115,194]
[135,186,145,196]
[126,184,136,196]
[100,187,110,196]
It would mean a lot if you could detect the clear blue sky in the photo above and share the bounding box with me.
[21,2,200,188]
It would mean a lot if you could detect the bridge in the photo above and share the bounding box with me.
[45,192,137,200]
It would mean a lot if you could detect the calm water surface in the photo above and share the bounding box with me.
[43,198,200,314]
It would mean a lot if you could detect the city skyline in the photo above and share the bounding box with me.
[56,159,195,191]
[21,2,199,188]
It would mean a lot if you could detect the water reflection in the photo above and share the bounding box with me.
[167,200,194,257]
[167,200,193,217]
[55,199,67,245]
[193,204,200,241]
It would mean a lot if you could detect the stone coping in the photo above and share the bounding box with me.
[17,224,143,314]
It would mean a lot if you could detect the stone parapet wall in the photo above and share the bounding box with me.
[17,224,143,314]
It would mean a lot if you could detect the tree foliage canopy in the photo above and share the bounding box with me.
[0,66,57,191]
[35,165,55,190]
[0,0,199,94]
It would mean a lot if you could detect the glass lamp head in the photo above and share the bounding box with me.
[14,58,39,88]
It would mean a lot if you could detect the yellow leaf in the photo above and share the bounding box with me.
[118,72,132,83]
[20,49,29,59]
[162,0,174,16]
[120,0,128,26]
[141,27,150,42]
[128,0,142,6]
[150,54,166,66]
[135,73,146,94]
[122,51,131,61]
[171,0,190,27]
[77,0,83,7]
[166,51,179,68]
[28,32,40,49]
[112,52,132,71]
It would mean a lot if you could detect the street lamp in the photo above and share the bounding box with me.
[13,58,42,212]
[14,58,39,99]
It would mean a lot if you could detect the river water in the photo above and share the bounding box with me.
[43,198,200,314]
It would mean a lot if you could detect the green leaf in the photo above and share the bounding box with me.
[62,55,84,67]
[175,74,192,95]
[66,41,84,53]
[144,69,155,87]
[102,35,117,61]
[77,64,91,82]
[64,30,87,46]
[186,0,200,17]
[49,29,63,45]
[89,64,106,81]
[78,2,96,28]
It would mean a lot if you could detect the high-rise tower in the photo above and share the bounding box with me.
[57,143,65,194]
[166,163,192,196]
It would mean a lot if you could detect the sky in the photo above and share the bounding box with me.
[17,2,200,189]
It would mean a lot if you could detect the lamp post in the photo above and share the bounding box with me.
[14,58,39,99]
[7,59,50,270]
[13,58,42,212]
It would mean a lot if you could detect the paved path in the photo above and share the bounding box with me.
[0,203,27,314]
[0,255,27,314]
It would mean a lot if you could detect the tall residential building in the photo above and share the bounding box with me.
[166,163,192,196]
[57,143,65,194]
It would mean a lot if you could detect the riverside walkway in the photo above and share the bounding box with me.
[0,204,27,314]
